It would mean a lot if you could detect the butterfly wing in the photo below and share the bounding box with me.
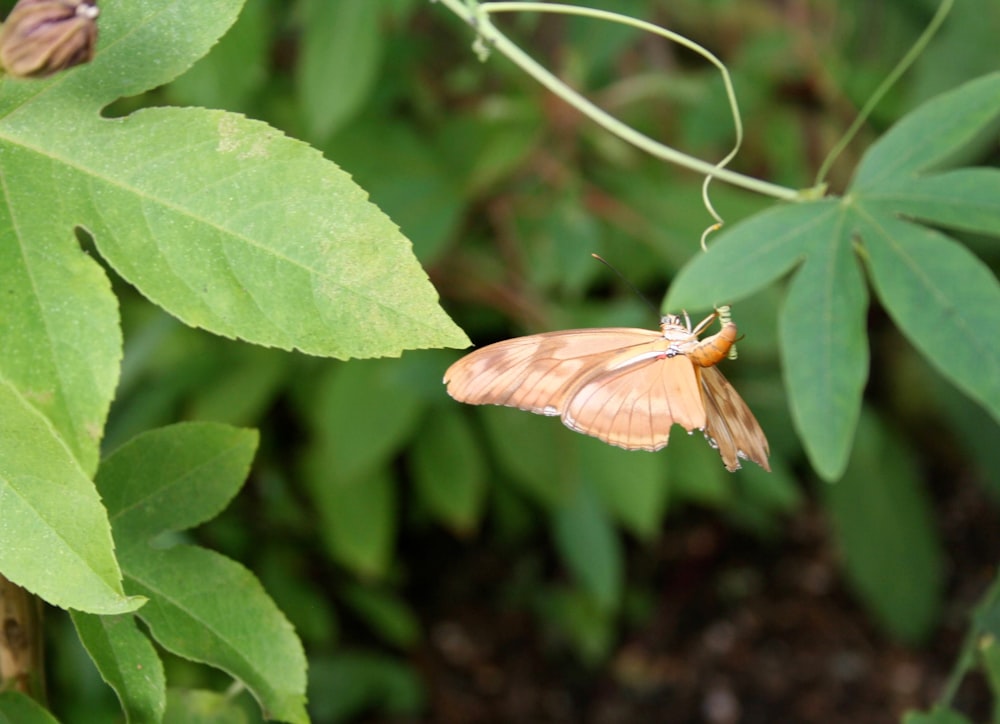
[444,328,663,415]
[700,367,770,471]
[562,353,706,451]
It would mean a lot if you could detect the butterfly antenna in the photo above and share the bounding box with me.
[591,254,659,317]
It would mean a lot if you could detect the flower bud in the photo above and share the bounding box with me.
[0,0,99,78]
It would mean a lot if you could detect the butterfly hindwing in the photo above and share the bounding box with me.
[700,367,771,471]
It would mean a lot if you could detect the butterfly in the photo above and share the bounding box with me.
[444,312,770,472]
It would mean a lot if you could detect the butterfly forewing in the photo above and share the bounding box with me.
[700,367,771,471]
[444,328,664,415]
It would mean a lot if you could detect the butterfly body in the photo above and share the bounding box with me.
[445,313,769,471]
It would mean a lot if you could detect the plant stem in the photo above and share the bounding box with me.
[434,0,801,201]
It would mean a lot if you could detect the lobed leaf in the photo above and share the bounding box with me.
[780,215,869,481]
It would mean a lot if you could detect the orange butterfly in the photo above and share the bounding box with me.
[444,312,770,472]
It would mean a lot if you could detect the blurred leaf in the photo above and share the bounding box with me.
[410,406,488,534]
[303,359,425,484]
[164,689,248,724]
[822,410,944,644]
[97,423,307,723]
[71,611,166,723]
[0,692,59,723]
[552,478,623,611]
[533,586,615,665]
[187,346,290,426]
[307,467,397,579]
[579,435,669,541]
[780,222,869,480]
[298,0,382,140]
[308,652,425,724]
[167,0,269,111]
[0,379,137,614]
[667,431,733,506]
[902,708,975,724]
[479,406,578,508]
[340,583,421,649]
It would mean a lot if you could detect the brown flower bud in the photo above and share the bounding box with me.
[0,0,98,78]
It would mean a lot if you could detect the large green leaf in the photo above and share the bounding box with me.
[780,215,869,481]
[0,379,138,614]
[95,423,307,723]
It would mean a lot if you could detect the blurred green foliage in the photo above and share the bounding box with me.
[19,0,1000,721]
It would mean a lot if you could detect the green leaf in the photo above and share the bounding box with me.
[780,217,869,480]
[298,0,383,140]
[822,410,944,644]
[0,692,60,724]
[123,545,306,724]
[71,611,166,723]
[665,199,840,312]
[855,208,1000,421]
[307,467,397,579]
[852,72,1000,189]
[1,0,468,364]
[410,406,487,534]
[96,422,307,723]
[0,379,138,614]
[100,423,259,542]
[552,479,623,611]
